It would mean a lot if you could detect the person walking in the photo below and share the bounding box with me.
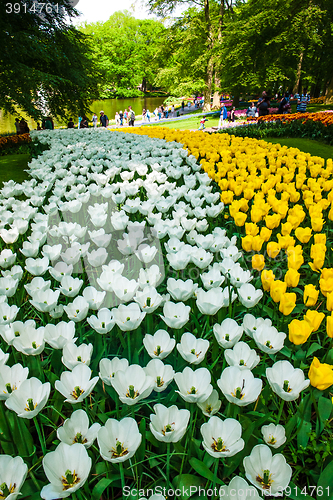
[44,116,53,130]
[218,103,228,129]
[100,111,109,127]
[92,113,98,128]
[297,89,310,113]
[246,102,257,118]
[258,96,270,116]
[181,100,185,112]
[19,118,29,134]
[67,118,75,128]
[198,116,208,130]
[14,118,20,135]
[124,109,128,125]
[171,104,175,118]
[158,106,162,120]
[115,112,120,126]
[165,105,169,119]
[230,107,236,122]
[78,116,82,129]
[146,109,151,122]
[129,108,135,126]
[119,110,124,126]
[80,116,88,128]
[142,108,146,122]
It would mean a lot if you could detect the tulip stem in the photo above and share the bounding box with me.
[166,442,171,488]
[275,399,284,424]
[119,462,126,494]
[33,416,46,456]
[212,458,219,498]
[127,331,131,363]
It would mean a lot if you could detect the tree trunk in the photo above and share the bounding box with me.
[325,77,333,104]
[293,52,303,94]
[232,93,240,107]
[203,57,214,112]
[141,77,147,92]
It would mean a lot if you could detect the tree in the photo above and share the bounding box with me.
[147,0,235,111]
[80,11,165,97]
[0,0,97,119]
[219,0,333,101]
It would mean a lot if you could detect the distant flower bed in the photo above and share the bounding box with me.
[0,133,31,151]
[258,111,333,125]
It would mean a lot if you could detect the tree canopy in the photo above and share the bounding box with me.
[80,11,165,98]
[0,0,97,119]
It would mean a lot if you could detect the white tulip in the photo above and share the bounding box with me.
[266,361,310,401]
[174,366,212,403]
[0,455,28,500]
[44,321,76,349]
[0,363,29,400]
[144,359,174,392]
[213,318,243,348]
[167,278,198,301]
[177,332,209,365]
[219,476,261,499]
[238,284,263,308]
[12,325,45,355]
[149,403,190,443]
[41,442,91,499]
[97,417,142,463]
[82,286,105,310]
[30,289,60,313]
[64,296,90,322]
[143,329,176,359]
[134,286,164,313]
[242,314,272,338]
[25,256,49,276]
[243,444,292,496]
[217,367,262,407]
[112,364,154,405]
[5,377,50,419]
[200,416,244,457]
[87,308,115,334]
[57,409,100,448]
[62,342,93,370]
[160,301,190,329]
[261,423,286,449]
[112,303,146,332]
[24,277,51,296]
[197,389,221,417]
[59,275,83,298]
[253,326,286,354]
[224,341,260,370]
[49,262,73,281]
[99,357,129,386]
[55,364,99,404]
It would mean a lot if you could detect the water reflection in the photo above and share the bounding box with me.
[0,96,166,134]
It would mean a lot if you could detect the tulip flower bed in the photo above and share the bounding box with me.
[0,127,332,500]
[0,133,32,155]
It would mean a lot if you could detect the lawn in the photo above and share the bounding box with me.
[0,153,30,185]
[263,137,333,161]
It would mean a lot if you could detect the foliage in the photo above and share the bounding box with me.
[219,0,333,98]
[0,0,98,120]
[80,11,165,97]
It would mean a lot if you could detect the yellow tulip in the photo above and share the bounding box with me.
[284,269,300,288]
[242,235,253,252]
[245,223,259,237]
[261,269,275,291]
[270,280,287,303]
[260,227,272,242]
[252,254,265,271]
[295,227,312,243]
[265,214,281,229]
[288,319,313,345]
[303,284,319,307]
[327,315,333,338]
[251,207,263,223]
[320,268,333,297]
[281,222,293,235]
[304,310,325,332]
[309,357,333,391]
[314,233,326,245]
[279,292,297,315]
[252,235,264,252]
[311,217,325,232]
[327,291,333,312]
[266,242,281,259]
[234,212,247,227]
[277,234,295,249]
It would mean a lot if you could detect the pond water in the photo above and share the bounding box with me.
[0,96,165,134]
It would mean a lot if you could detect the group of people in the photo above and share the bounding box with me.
[14,116,54,134]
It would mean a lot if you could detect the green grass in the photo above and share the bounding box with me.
[263,137,333,160]
[149,115,220,130]
[0,154,30,186]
